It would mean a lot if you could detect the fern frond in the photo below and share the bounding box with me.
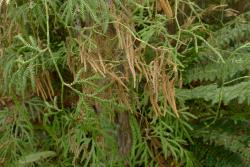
[0,36,67,97]
[191,119,250,167]
[7,1,47,35]
[184,11,250,83]
[129,115,141,160]
[191,141,249,167]
[184,49,250,83]
[60,0,109,31]
[206,11,250,50]
[177,81,250,104]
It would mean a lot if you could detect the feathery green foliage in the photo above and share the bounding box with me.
[178,3,250,166]
[1,0,250,166]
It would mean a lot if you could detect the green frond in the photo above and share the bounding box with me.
[206,11,250,50]
[177,81,250,104]
[191,141,249,167]
[60,0,109,32]
[183,10,250,83]
[191,119,250,167]
[184,49,250,83]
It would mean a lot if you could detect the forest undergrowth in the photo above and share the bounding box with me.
[0,0,250,166]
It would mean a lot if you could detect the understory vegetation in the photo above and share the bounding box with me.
[0,0,250,166]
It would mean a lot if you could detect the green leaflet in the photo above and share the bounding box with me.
[18,151,56,165]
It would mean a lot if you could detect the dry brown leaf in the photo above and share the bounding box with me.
[164,74,179,118]
[158,0,173,18]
